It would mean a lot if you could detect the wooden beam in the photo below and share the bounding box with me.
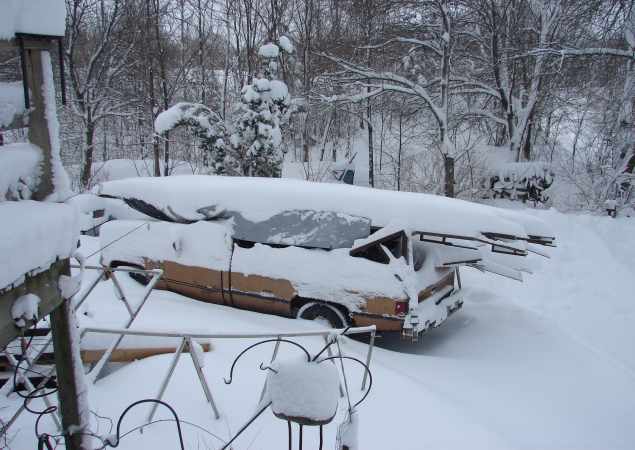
[0,260,67,348]
[0,37,54,51]
[50,259,86,450]
[25,48,55,200]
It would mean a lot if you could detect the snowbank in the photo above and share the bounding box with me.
[0,0,66,39]
[96,175,554,242]
[0,81,25,128]
[88,159,198,184]
[0,201,79,290]
[0,143,42,200]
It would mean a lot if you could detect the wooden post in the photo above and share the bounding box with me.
[50,262,87,450]
[25,47,56,200]
[444,155,455,198]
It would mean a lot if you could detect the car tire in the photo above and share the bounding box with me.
[296,302,348,329]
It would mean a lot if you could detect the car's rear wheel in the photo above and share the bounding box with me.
[296,302,348,329]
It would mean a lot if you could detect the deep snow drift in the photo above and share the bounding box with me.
[3,208,635,450]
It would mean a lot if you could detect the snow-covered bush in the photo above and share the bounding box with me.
[230,41,292,177]
[155,103,227,174]
[230,77,290,177]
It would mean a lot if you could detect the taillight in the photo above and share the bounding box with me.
[394,300,408,316]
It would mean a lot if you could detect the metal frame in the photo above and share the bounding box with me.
[81,325,377,425]
[0,265,163,437]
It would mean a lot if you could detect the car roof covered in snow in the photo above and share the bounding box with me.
[96,175,555,246]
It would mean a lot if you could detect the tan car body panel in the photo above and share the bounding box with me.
[143,257,455,332]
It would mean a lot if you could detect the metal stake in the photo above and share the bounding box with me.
[146,338,186,423]
[186,337,220,419]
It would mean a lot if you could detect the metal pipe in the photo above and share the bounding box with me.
[82,325,377,340]
[361,330,375,391]
[146,338,186,423]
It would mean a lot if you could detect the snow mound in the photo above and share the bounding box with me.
[0,201,79,290]
[0,81,25,128]
[0,143,42,200]
[267,359,340,424]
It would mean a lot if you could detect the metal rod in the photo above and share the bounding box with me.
[109,272,135,318]
[258,336,281,404]
[361,330,375,391]
[146,338,186,423]
[70,264,162,276]
[18,36,29,110]
[186,338,220,419]
[324,335,345,398]
[87,271,163,382]
[221,402,271,450]
[3,352,61,431]
[57,38,66,105]
[82,325,377,340]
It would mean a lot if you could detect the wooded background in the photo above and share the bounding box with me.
[2,0,633,211]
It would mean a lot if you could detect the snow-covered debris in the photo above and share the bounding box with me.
[0,143,42,200]
[0,0,66,40]
[96,175,555,244]
[11,293,41,327]
[278,36,294,54]
[266,359,340,424]
[258,43,280,58]
[0,201,79,290]
[0,81,26,128]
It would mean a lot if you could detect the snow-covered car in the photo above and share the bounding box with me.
[96,175,555,340]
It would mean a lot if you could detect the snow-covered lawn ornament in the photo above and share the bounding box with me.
[222,335,373,450]
[11,293,41,327]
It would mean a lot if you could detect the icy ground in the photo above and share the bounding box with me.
[5,209,635,450]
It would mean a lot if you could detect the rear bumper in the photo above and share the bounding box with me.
[401,287,463,342]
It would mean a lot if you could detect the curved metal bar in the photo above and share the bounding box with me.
[223,339,310,384]
[317,356,373,408]
[258,362,279,374]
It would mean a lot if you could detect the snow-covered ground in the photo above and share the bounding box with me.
[4,208,635,450]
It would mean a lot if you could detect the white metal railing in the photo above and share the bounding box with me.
[81,325,377,425]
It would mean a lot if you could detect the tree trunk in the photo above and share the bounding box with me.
[81,122,95,188]
[444,155,455,198]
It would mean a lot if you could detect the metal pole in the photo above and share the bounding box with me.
[186,337,220,419]
[109,272,135,317]
[257,337,280,404]
[87,270,162,382]
[146,338,186,423]
[361,330,375,391]
[324,335,345,398]
[3,352,61,430]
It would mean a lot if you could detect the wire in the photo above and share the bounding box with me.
[106,399,185,449]
[117,418,226,444]
[85,221,150,259]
